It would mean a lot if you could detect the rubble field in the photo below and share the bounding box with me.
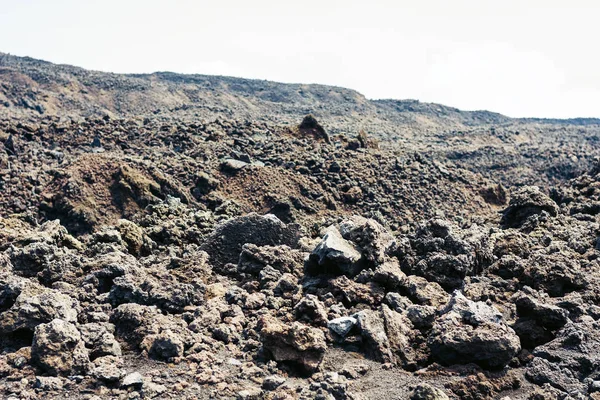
[1,54,600,399]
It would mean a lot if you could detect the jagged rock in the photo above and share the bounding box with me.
[522,251,586,297]
[91,135,102,148]
[526,319,600,394]
[142,381,168,398]
[354,305,417,366]
[329,275,386,306]
[141,329,184,360]
[306,227,363,276]
[355,308,393,363]
[34,376,64,391]
[221,158,249,173]
[194,172,219,196]
[384,292,413,312]
[406,305,436,329]
[479,184,508,206]
[327,316,357,337]
[121,371,144,388]
[109,303,194,352]
[238,244,304,276]
[201,213,301,270]
[262,375,286,390]
[399,219,494,290]
[0,286,78,334]
[410,384,450,400]
[90,355,124,382]
[116,219,146,255]
[4,134,17,155]
[294,294,328,326]
[298,115,330,144]
[512,289,569,348]
[259,315,326,373]
[79,323,122,358]
[501,186,559,228]
[8,241,76,281]
[31,319,90,376]
[274,273,300,298]
[428,292,521,368]
[370,259,407,290]
[338,216,397,265]
[108,268,203,313]
[404,275,449,308]
[380,304,418,367]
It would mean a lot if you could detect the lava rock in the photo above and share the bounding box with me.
[31,319,90,376]
[501,186,559,228]
[327,316,357,337]
[409,384,450,400]
[428,292,521,368]
[0,286,79,334]
[306,227,363,276]
[201,213,301,270]
[259,315,326,373]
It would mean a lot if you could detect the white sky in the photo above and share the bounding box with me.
[0,0,598,118]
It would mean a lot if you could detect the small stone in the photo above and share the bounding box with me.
[121,372,144,388]
[306,228,363,276]
[327,316,357,337]
[262,375,286,390]
[221,159,249,173]
[142,382,167,398]
[237,386,262,399]
[409,383,450,400]
[90,356,124,382]
[141,330,184,360]
[34,376,64,390]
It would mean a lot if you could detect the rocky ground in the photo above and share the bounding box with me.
[1,54,600,399]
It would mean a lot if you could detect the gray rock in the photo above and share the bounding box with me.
[221,158,249,173]
[404,275,449,308]
[371,260,407,290]
[399,219,494,290]
[406,305,436,329]
[141,329,184,360]
[0,286,78,333]
[122,372,144,388]
[526,320,600,394]
[409,383,450,400]
[236,386,263,400]
[110,303,195,350]
[201,213,301,270]
[338,216,397,265]
[428,292,520,368]
[34,376,64,391]
[328,316,357,337]
[306,227,363,276]
[501,186,559,227]
[514,290,569,330]
[79,323,122,358]
[262,375,286,390]
[142,381,168,398]
[384,292,413,312]
[440,291,502,326]
[355,309,393,363]
[238,243,304,276]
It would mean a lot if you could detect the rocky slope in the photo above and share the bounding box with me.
[1,54,600,399]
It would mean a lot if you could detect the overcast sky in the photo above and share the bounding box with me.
[0,0,598,118]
